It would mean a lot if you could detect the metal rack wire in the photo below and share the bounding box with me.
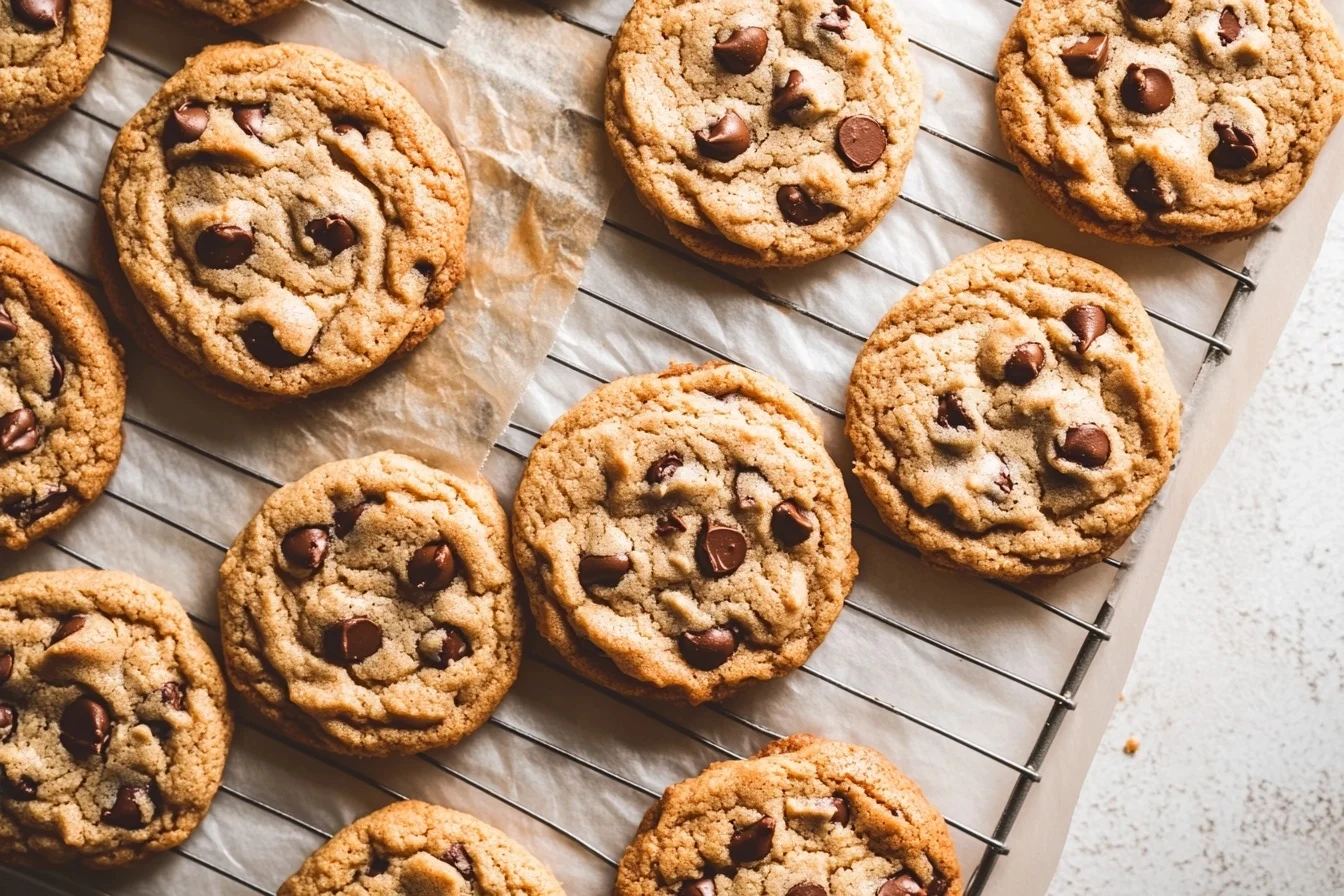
[0,0,1261,893]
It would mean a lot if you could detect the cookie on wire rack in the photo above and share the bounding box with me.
[0,0,110,147]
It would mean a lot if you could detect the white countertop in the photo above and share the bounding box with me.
[1049,204,1344,892]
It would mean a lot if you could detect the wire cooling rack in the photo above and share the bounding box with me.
[0,0,1269,893]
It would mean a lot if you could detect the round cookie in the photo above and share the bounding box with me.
[0,0,110,147]
[217,451,521,757]
[0,229,124,552]
[996,0,1344,245]
[98,41,470,405]
[846,240,1182,581]
[605,0,921,267]
[617,734,961,896]
[0,569,233,867]
[512,362,858,705]
[131,0,306,27]
[279,800,566,896]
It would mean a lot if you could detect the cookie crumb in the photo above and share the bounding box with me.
[934,89,944,102]
[1123,737,1140,755]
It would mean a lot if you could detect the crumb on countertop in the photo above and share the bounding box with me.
[1123,737,1140,755]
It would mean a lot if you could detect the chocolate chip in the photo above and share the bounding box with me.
[163,102,209,148]
[50,613,86,645]
[334,120,367,137]
[647,452,683,484]
[1058,425,1111,467]
[656,512,687,536]
[0,309,15,341]
[1217,7,1241,43]
[423,626,471,668]
[678,625,738,670]
[1004,342,1045,384]
[926,876,949,896]
[1125,162,1172,212]
[578,553,631,588]
[680,879,715,896]
[324,617,382,664]
[2,771,36,801]
[1126,0,1171,17]
[936,394,973,430]
[1063,304,1108,351]
[995,456,1013,493]
[306,214,358,256]
[11,0,65,31]
[877,874,926,896]
[0,652,11,685]
[819,5,851,34]
[0,704,15,740]
[408,542,456,590]
[4,487,68,525]
[196,223,254,269]
[777,185,832,225]
[1209,122,1257,168]
[771,500,813,546]
[334,500,373,537]
[414,260,436,279]
[1121,64,1174,114]
[836,115,887,170]
[243,321,306,368]
[771,70,809,119]
[48,352,63,399]
[102,785,151,829]
[786,885,826,896]
[1061,34,1109,77]
[695,111,751,162]
[0,409,39,456]
[713,26,768,73]
[60,695,111,759]
[159,681,185,711]
[233,103,267,137]
[697,521,747,576]
[282,526,328,571]
[728,815,775,863]
[827,794,850,825]
[367,854,390,876]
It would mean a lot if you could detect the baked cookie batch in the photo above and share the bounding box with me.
[1,0,1340,890]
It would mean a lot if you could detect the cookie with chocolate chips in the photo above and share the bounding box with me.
[846,241,1182,581]
[129,0,305,27]
[0,0,110,146]
[0,229,124,551]
[97,41,469,407]
[0,569,232,867]
[217,451,521,756]
[512,362,858,704]
[996,0,1344,244]
[605,0,921,267]
[616,734,961,896]
[279,800,566,896]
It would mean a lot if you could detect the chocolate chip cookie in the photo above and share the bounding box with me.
[0,0,110,147]
[617,734,961,896]
[512,362,858,705]
[0,569,233,867]
[0,229,124,552]
[217,452,521,757]
[97,41,470,406]
[605,0,921,267]
[997,0,1344,245]
[130,0,305,27]
[279,799,566,896]
[846,240,1182,581]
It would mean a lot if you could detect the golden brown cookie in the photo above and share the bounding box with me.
[0,0,110,147]
[0,569,232,867]
[218,452,521,757]
[130,0,306,27]
[512,362,858,705]
[846,240,1182,581]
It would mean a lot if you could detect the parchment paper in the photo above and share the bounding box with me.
[1,0,1341,893]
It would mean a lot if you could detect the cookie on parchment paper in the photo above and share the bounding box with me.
[0,0,110,146]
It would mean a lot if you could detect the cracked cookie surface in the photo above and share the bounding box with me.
[0,0,109,146]
[605,0,920,267]
[616,734,961,896]
[846,241,1182,581]
[0,229,124,552]
[512,362,857,705]
[279,799,566,896]
[130,0,305,26]
[218,452,521,757]
[98,41,469,405]
[0,569,232,867]
[996,0,1344,244]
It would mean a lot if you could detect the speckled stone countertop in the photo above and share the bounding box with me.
[1050,205,1344,891]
